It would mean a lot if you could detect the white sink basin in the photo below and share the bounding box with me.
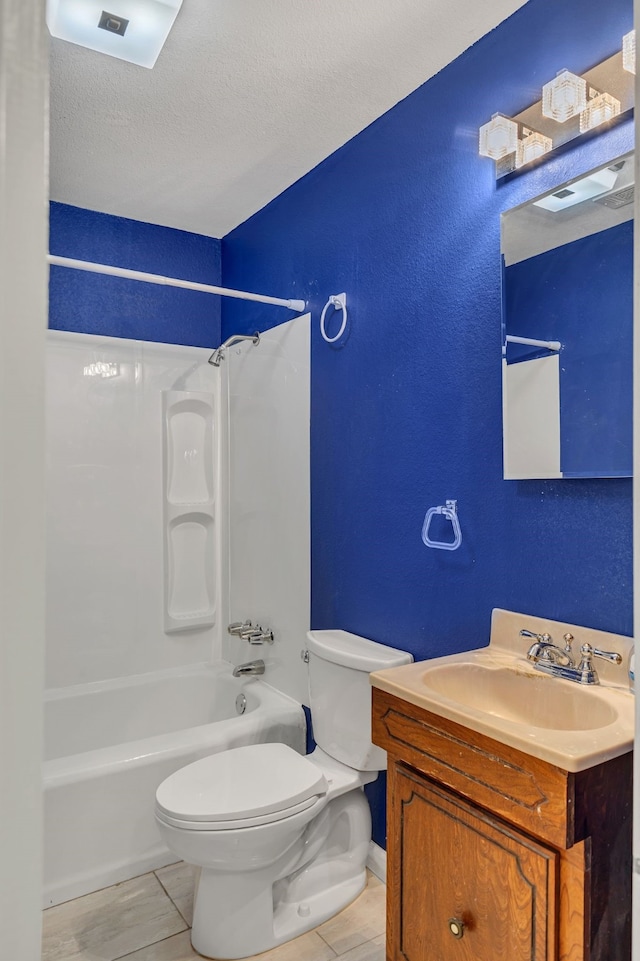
[370,610,635,772]
[421,662,618,732]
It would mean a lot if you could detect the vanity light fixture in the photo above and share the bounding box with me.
[46,0,184,68]
[479,38,634,178]
[479,115,552,168]
[580,88,621,132]
[623,30,636,74]
[478,114,519,160]
[542,69,587,123]
[516,128,553,168]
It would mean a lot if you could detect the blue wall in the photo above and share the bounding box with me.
[49,203,222,348]
[505,220,633,477]
[221,0,634,844]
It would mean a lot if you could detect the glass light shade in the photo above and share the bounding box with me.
[623,30,636,75]
[516,131,553,169]
[478,114,518,160]
[46,0,183,68]
[579,92,621,132]
[542,70,587,123]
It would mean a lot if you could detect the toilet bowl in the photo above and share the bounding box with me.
[155,630,412,959]
[156,742,374,958]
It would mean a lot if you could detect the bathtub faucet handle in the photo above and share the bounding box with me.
[228,620,252,636]
[240,626,274,645]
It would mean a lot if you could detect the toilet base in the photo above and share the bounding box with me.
[191,866,367,960]
[273,869,367,943]
[189,788,372,959]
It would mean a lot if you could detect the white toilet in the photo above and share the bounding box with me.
[154,629,412,959]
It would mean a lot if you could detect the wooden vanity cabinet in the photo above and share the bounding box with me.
[372,688,632,961]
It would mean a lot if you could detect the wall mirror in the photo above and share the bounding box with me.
[501,151,633,480]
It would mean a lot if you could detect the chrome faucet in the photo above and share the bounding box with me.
[521,630,574,667]
[520,629,621,684]
[232,659,265,677]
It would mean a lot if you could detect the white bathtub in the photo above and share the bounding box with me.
[43,661,306,907]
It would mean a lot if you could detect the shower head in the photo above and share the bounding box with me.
[208,332,260,367]
[207,348,224,367]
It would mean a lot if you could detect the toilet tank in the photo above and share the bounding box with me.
[306,630,413,771]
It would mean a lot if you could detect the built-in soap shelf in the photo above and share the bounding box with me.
[166,396,214,505]
[163,390,216,634]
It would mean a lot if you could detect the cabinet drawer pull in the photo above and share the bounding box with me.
[448,917,465,939]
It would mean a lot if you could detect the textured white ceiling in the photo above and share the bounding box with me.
[49,0,527,238]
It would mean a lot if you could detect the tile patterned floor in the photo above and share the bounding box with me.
[42,865,386,961]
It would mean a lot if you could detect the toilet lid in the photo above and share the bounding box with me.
[155,742,328,823]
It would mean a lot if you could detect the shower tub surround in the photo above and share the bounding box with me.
[43,661,305,907]
[43,325,313,911]
[46,331,223,688]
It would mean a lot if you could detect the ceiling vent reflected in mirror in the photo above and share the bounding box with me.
[532,164,622,212]
[594,186,634,209]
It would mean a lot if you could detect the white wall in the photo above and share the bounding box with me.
[223,315,311,704]
[0,0,47,955]
[46,331,221,688]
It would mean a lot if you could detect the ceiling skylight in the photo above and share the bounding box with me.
[47,0,183,69]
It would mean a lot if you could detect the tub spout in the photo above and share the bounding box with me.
[232,659,265,677]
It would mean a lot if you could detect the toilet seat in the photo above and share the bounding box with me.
[155,742,328,830]
[155,792,324,832]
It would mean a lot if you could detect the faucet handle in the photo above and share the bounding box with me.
[228,620,252,636]
[577,643,622,684]
[521,630,557,664]
[240,626,274,645]
[579,642,622,664]
[520,630,552,643]
[591,645,622,665]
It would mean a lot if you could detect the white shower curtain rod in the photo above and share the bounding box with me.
[504,334,561,351]
[47,255,307,312]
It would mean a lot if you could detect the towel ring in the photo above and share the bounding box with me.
[422,500,462,552]
[320,293,348,343]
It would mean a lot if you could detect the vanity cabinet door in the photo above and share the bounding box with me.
[388,763,558,961]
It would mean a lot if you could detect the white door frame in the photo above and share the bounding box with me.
[0,0,48,954]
